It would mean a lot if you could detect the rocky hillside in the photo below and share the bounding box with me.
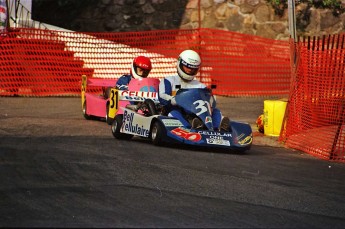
[32,0,345,40]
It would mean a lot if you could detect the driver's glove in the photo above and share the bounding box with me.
[170,97,177,106]
[116,85,128,90]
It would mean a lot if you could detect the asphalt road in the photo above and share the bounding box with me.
[0,97,345,228]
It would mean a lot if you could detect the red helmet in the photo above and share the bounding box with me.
[131,56,152,79]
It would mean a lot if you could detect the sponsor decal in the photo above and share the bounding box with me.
[162,119,183,127]
[121,90,157,99]
[209,135,224,140]
[238,135,252,145]
[205,116,212,124]
[198,131,232,137]
[139,86,157,92]
[116,90,159,102]
[181,59,199,68]
[124,96,153,102]
[122,110,150,137]
[206,138,230,146]
[171,127,202,142]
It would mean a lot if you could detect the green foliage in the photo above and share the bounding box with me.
[267,0,344,16]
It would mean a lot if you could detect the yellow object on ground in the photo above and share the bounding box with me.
[263,100,287,136]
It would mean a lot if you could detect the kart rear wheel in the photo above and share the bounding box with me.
[82,101,92,120]
[111,115,133,140]
[105,102,113,125]
[151,120,166,146]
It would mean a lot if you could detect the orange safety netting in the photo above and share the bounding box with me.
[281,35,345,161]
[0,27,291,97]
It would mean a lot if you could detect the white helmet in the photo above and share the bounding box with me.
[177,50,201,81]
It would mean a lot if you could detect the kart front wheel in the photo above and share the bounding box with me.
[111,115,133,140]
[151,120,166,146]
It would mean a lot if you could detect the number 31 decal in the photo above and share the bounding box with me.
[108,88,119,119]
[193,100,211,116]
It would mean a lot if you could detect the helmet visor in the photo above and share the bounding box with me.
[179,60,199,76]
[134,66,150,78]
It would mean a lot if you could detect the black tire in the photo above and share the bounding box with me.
[105,102,113,125]
[150,120,166,146]
[111,115,133,140]
[145,99,158,115]
[82,101,92,120]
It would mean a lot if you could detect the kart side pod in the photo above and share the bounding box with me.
[229,121,253,147]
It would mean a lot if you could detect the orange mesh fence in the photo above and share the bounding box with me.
[0,27,291,96]
[197,29,291,96]
[94,28,292,96]
[281,34,345,161]
[0,29,94,96]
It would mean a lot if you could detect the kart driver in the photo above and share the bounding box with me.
[115,55,152,90]
[105,56,152,97]
[158,49,230,131]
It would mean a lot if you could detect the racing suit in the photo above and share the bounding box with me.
[115,74,132,90]
[158,75,222,129]
[105,74,132,99]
